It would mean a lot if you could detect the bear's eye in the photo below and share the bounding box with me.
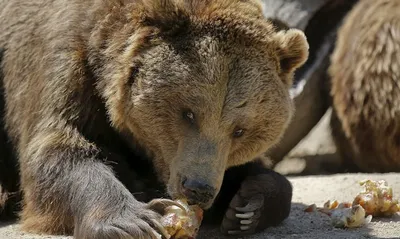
[233,128,245,138]
[183,110,195,124]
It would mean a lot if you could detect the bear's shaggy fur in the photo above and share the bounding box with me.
[330,0,400,172]
[0,0,308,237]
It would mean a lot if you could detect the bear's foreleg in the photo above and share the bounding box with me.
[19,129,177,238]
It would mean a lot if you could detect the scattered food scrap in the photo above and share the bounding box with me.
[160,199,204,239]
[305,200,372,228]
[304,179,400,229]
[330,204,372,228]
[353,179,400,217]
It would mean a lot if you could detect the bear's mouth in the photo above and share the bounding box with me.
[168,174,216,210]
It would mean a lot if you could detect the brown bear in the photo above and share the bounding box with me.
[330,0,400,172]
[0,0,309,238]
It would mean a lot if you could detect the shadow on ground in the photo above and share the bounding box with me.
[1,188,400,239]
[0,220,15,229]
[196,202,390,239]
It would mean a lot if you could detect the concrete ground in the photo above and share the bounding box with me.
[1,110,400,239]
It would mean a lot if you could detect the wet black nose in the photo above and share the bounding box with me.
[181,177,216,204]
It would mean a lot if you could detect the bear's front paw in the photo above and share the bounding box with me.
[220,191,264,236]
[220,174,292,236]
[75,198,181,239]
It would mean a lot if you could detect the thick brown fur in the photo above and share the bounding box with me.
[0,0,308,237]
[330,0,400,172]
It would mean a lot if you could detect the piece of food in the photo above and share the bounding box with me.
[304,200,371,228]
[304,200,352,216]
[304,203,318,213]
[160,199,204,239]
[324,200,339,209]
[330,204,372,228]
[304,179,400,229]
[353,180,400,216]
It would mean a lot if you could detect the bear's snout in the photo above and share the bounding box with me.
[181,177,217,205]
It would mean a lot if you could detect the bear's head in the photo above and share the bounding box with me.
[93,0,308,208]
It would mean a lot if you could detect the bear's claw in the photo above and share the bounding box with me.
[240,219,253,225]
[147,198,186,214]
[147,198,187,238]
[150,218,170,239]
[235,212,254,219]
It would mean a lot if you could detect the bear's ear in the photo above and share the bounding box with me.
[273,29,309,83]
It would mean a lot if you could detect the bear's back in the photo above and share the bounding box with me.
[330,0,400,172]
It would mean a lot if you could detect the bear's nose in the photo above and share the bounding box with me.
[181,177,216,204]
